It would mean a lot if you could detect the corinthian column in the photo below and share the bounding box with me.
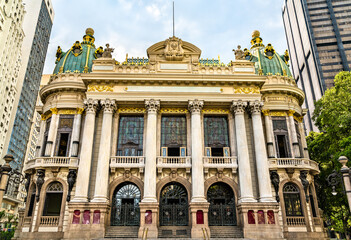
[44,108,59,156]
[249,101,274,202]
[288,110,301,158]
[72,99,98,202]
[142,99,160,203]
[188,99,206,202]
[35,118,46,157]
[70,108,84,157]
[92,99,116,202]
[231,100,255,203]
[262,110,275,158]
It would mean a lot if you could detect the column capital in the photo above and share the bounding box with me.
[76,107,85,114]
[231,100,247,114]
[145,99,160,113]
[101,99,117,113]
[84,98,98,114]
[288,110,295,116]
[262,109,270,116]
[248,100,263,114]
[50,107,58,115]
[188,99,204,113]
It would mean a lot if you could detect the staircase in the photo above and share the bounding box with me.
[158,226,191,238]
[105,226,139,238]
[210,226,244,238]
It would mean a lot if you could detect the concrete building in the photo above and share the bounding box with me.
[0,0,25,160]
[6,0,54,171]
[282,0,351,133]
[15,29,326,240]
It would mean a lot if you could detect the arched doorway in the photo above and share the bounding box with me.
[207,182,236,226]
[111,182,141,226]
[159,182,188,226]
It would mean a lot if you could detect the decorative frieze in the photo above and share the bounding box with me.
[233,86,260,94]
[117,107,146,113]
[160,108,188,113]
[231,100,247,114]
[202,108,230,114]
[87,84,113,92]
[145,99,160,113]
[50,107,58,115]
[188,99,204,113]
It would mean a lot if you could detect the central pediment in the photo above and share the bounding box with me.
[147,36,201,65]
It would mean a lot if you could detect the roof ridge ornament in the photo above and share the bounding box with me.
[164,36,184,61]
[250,30,264,49]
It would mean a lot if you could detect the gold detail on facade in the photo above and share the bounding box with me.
[270,111,287,117]
[83,45,91,73]
[50,108,58,114]
[87,84,114,92]
[288,110,295,116]
[58,109,78,115]
[71,41,83,57]
[77,108,84,114]
[160,108,188,113]
[202,108,230,114]
[294,115,304,122]
[234,86,260,94]
[117,107,146,113]
[41,112,52,121]
[264,43,276,59]
[262,110,270,116]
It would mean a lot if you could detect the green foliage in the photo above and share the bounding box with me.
[0,230,14,240]
[307,71,351,237]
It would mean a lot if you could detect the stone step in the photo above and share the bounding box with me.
[210,226,243,238]
[105,226,139,238]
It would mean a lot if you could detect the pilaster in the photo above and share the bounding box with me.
[44,108,59,156]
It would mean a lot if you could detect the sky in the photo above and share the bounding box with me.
[43,0,288,74]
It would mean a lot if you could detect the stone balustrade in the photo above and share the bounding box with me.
[40,216,60,226]
[203,156,238,173]
[24,157,79,172]
[156,156,191,173]
[268,158,319,173]
[286,216,306,226]
[110,156,145,173]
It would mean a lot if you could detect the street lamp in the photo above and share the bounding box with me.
[327,156,351,211]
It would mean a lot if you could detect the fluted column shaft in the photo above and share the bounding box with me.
[231,100,255,203]
[249,101,274,202]
[72,99,98,202]
[44,108,59,156]
[35,119,46,157]
[189,100,206,202]
[70,108,84,157]
[92,99,116,202]
[262,110,275,158]
[142,99,160,202]
[288,110,301,158]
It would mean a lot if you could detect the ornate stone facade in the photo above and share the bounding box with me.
[15,29,326,240]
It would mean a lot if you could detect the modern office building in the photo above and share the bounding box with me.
[0,0,25,160]
[15,28,326,240]
[283,0,351,133]
[6,0,54,171]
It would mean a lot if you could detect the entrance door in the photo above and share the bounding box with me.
[111,183,141,226]
[207,182,237,226]
[160,182,188,226]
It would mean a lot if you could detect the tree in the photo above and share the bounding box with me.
[307,71,351,238]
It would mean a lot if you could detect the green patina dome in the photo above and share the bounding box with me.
[53,28,99,74]
[245,30,292,77]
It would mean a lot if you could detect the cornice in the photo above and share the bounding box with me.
[40,81,86,102]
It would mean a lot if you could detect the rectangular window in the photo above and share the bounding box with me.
[41,118,51,156]
[55,115,73,157]
[295,121,304,158]
[203,116,229,157]
[117,116,144,156]
[161,116,187,156]
[273,118,291,158]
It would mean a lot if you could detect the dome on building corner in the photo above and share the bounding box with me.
[245,30,292,77]
[53,28,98,74]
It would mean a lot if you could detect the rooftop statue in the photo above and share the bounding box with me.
[102,43,114,58]
[233,45,244,60]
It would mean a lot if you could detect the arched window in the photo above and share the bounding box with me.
[43,182,63,216]
[283,183,302,216]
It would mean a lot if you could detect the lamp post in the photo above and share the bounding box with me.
[0,155,13,207]
[327,156,351,211]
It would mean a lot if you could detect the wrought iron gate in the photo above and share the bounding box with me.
[207,182,237,226]
[111,183,141,226]
[160,183,188,226]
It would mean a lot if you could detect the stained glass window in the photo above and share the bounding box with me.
[204,116,229,156]
[117,116,144,156]
[161,116,186,147]
[283,183,303,216]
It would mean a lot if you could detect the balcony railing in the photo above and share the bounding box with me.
[24,157,79,172]
[40,216,59,226]
[110,156,145,173]
[157,157,191,173]
[269,158,319,173]
[22,217,32,227]
[286,216,306,226]
[203,156,238,173]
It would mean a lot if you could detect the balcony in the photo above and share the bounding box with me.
[286,216,306,226]
[24,157,79,172]
[110,156,145,173]
[40,216,59,226]
[156,156,191,173]
[203,156,238,173]
[268,158,319,173]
